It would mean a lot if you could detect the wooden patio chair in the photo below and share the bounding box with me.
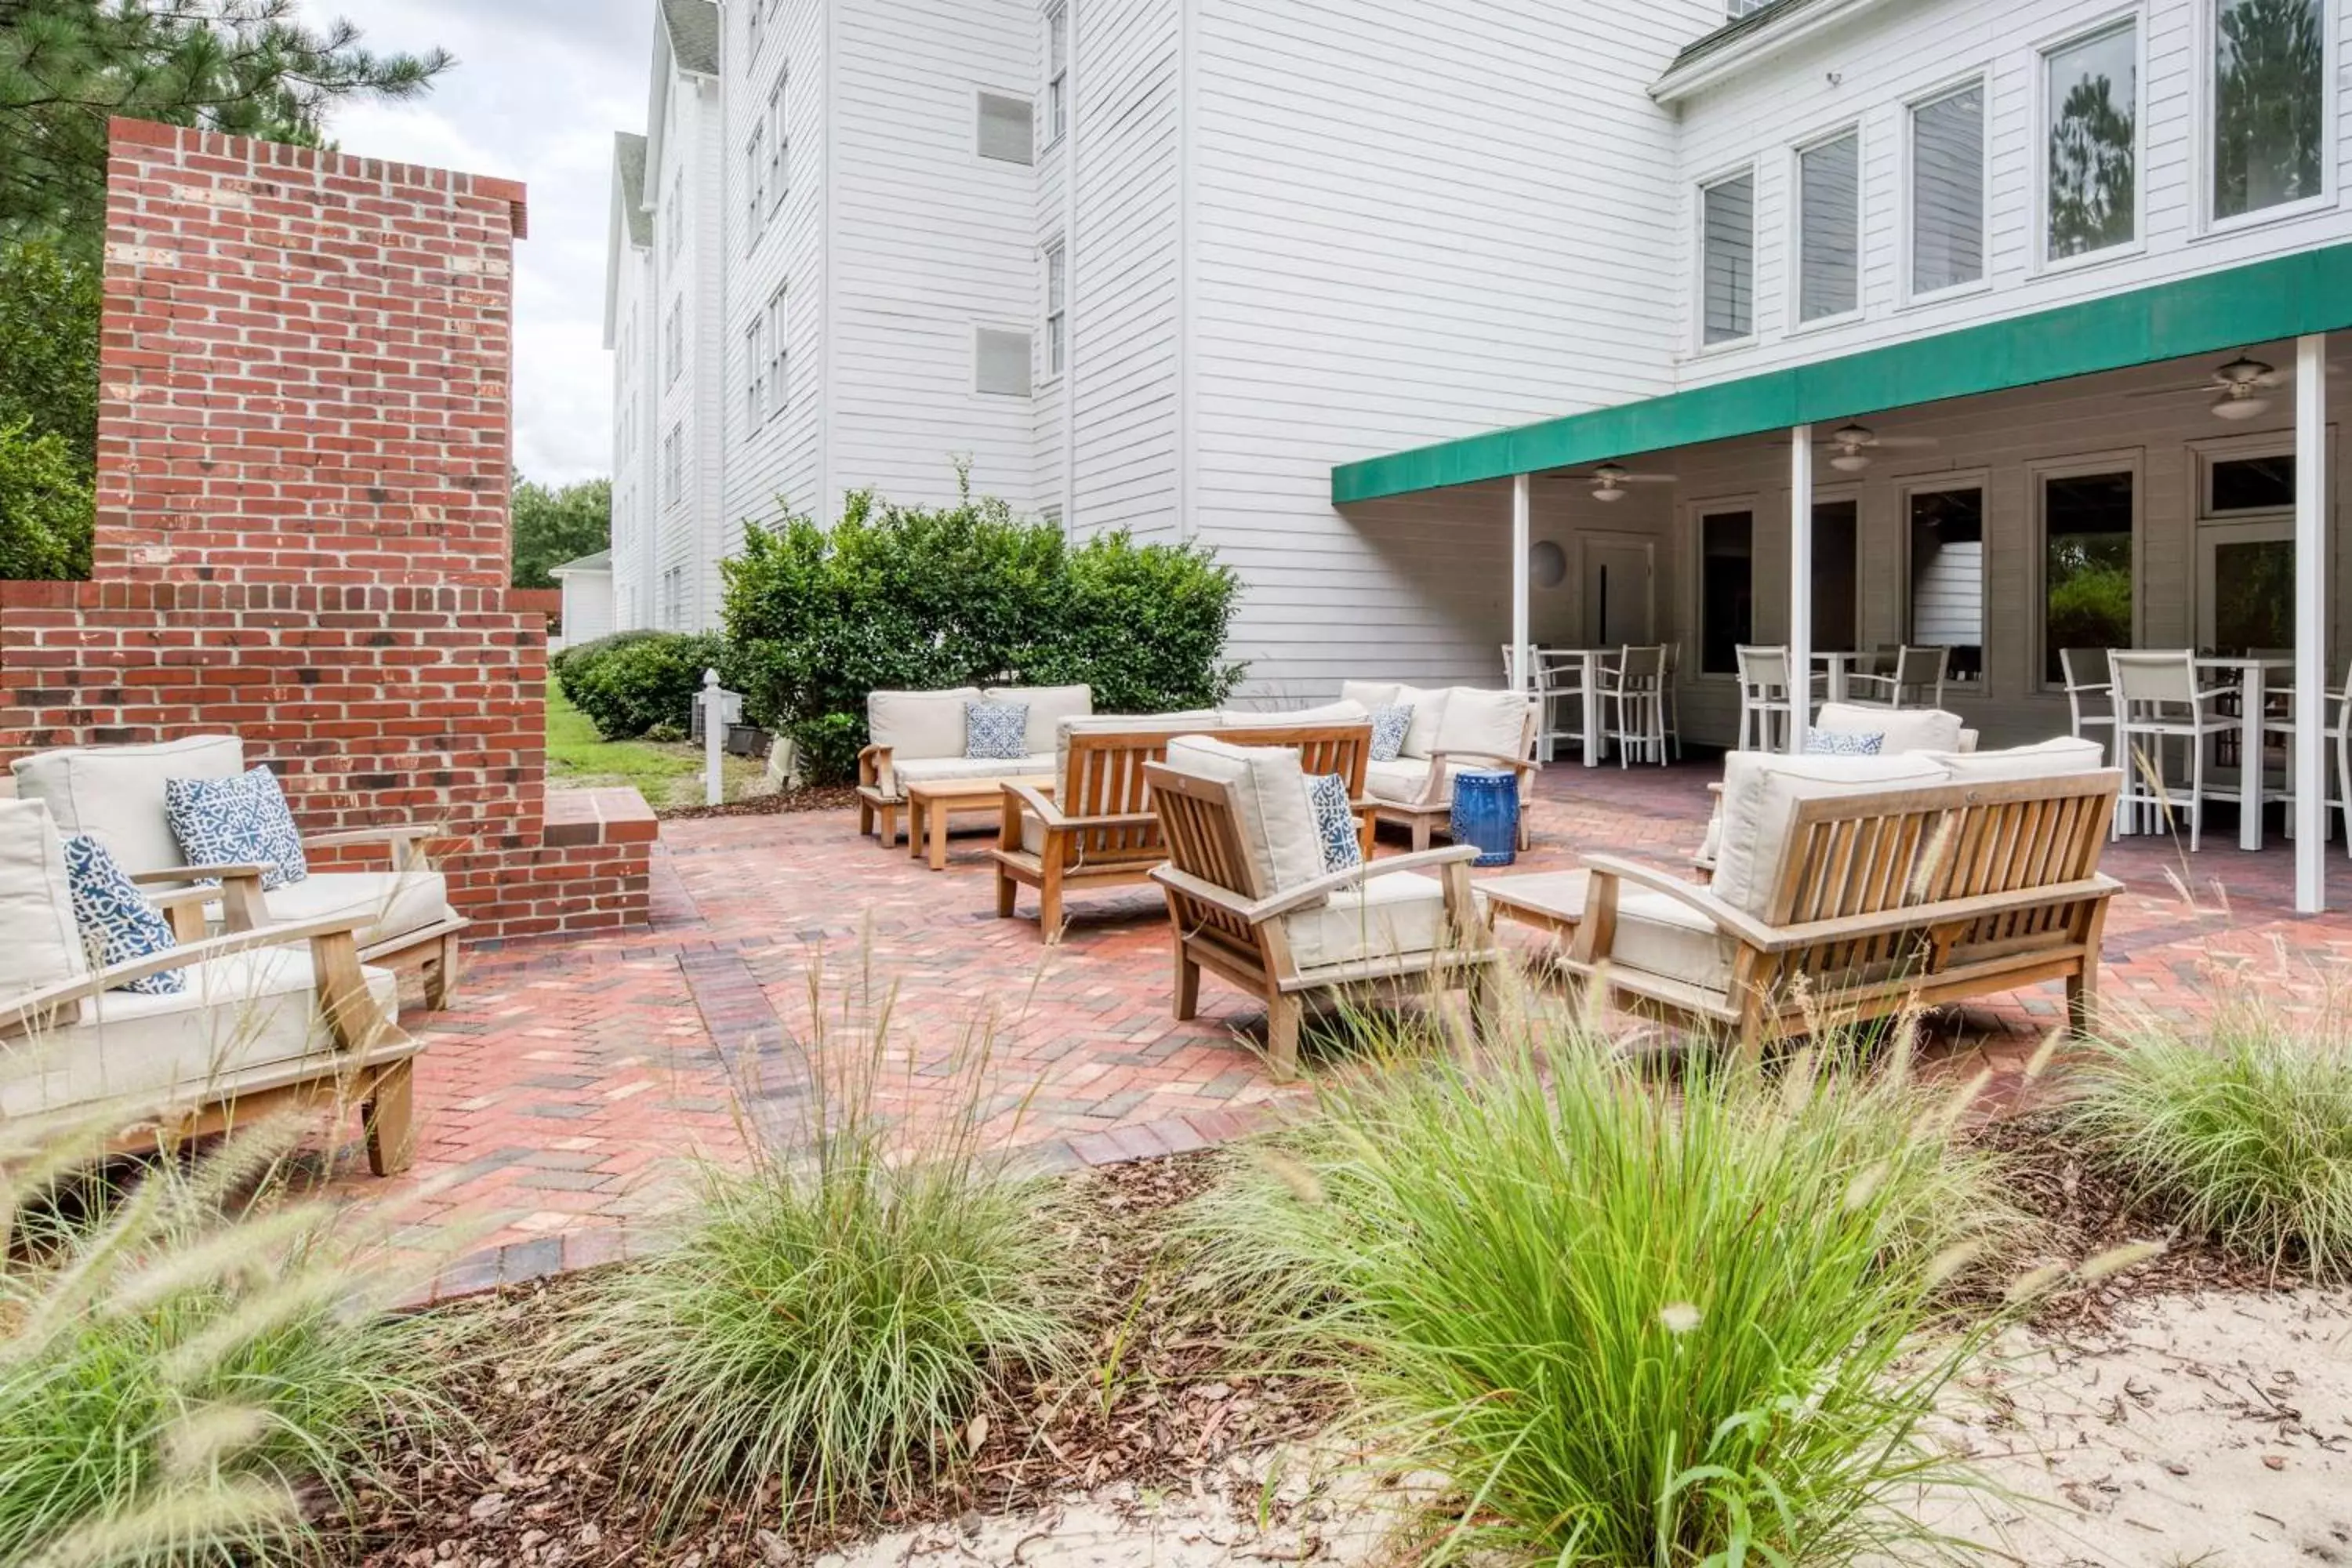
[1565,757,2122,1055]
[993,717,1373,935]
[1145,735,1501,1080]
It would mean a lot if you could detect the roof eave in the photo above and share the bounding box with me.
[1651,0,1895,105]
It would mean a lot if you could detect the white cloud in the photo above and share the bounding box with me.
[295,0,653,484]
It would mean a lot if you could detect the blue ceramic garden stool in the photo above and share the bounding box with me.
[1449,768,1519,867]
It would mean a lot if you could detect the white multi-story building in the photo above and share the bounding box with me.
[608,0,2352,906]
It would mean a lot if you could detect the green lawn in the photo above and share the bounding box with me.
[545,683,765,809]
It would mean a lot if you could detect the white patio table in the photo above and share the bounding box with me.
[1809,650,1863,703]
[1535,647,1610,768]
[2196,655,2296,851]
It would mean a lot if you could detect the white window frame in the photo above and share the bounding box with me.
[1899,71,1992,309]
[743,316,764,427]
[2034,10,2148,277]
[1043,238,1067,380]
[662,426,682,508]
[1044,1,1069,147]
[766,284,789,419]
[768,71,789,212]
[1687,494,1763,679]
[744,123,765,236]
[2195,0,2337,238]
[1693,162,1759,354]
[664,298,682,387]
[2028,447,2144,691]
[1788,122,1864,334]
[1897,470,1992,685]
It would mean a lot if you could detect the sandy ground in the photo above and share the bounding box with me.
[818,1290,2352,1568]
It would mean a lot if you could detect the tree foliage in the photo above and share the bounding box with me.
[0,419,94,579]
[511,474,612,590]
[0,0,452,253]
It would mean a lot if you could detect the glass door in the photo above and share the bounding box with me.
[2198,522,2294,655]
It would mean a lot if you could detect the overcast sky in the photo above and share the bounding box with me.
[297,0,653,485]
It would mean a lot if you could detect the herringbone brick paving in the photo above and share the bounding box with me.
[329,762,2352,1298]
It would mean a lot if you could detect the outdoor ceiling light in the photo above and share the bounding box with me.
[2212,393,2270,421]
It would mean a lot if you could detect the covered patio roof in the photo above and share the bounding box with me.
[1332,241,2352,505]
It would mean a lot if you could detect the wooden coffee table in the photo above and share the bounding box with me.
[1478,868,1592,942]
[906,775,1051,871]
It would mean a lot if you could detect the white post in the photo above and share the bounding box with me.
[1510,471,1532,691]
[1788,423,1813,753]
[2295,334,2328,914]
[702,666,724,808]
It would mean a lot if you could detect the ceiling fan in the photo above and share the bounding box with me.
[1563,461,1676,502]
[1813,422,1938,471]
[2125,353,2294,421]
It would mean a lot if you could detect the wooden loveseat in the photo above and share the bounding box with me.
[1338,682,1542,851]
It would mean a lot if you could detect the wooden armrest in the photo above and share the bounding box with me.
[145,885,220,916]
[1581,854,1780,949]
[1426,749,1540,773]
[129,862,268,886]
[1149,865,1262,921]
[1751,876,2124,953]
[1043,811,1162,833]
[0,913,374,1030]
[304,824,450,871]
[1248,846,1482,920]
[1002,782,1066,826]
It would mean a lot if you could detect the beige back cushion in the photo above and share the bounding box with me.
[1162,735,1325,896]
[13,734,245,873]
[1709,752,1952,919]
[1811,702,1965,755]
[1221,699,1370,728]
[986,684,1092,754]
[1432,688,1532,761]
[1926,736,2110,781]
[867,688,982,762]
[1338,681,1401,710]
[1054,712,1222,799]
[0,797,91,1015]
[1392,684,1453,758]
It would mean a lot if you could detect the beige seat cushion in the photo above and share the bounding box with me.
[1606,887,1739,997]
[1279,870,1448,970]
[1160,735,1324,897]
[0,798,90,1021]
[2,949,399,1120]
[1926,736,2108,781]
[13,734,245,873]
[1709,752,1952,919]
[1811,702,1965,756]
[892,754,1055,789]
[986,684,1093,755]
[250,869,452,949]
[1364,757,1519,808]
[1432,688,1531,763]
[867,688,982,770]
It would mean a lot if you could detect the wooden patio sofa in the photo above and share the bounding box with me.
[1338,683,1543,851]
[1563,753,2123,1054]
[993,715,1374,936]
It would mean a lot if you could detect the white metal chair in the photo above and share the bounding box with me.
[2108,650,2239,851]
[2262,659,2352,855]
[2058,648,2117,764]
[1534,648,1586,764]
[1600,644,1668,767]
[1736,645,1801,753]
[1846,644,1948,710]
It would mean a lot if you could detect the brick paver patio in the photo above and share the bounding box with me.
[339,762,2352,1298]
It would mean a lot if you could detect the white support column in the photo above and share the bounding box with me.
[1510,471,1532,692]
[2295,334,2328,914]
[1788,424,1813,753]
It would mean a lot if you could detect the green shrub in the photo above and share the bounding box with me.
[2068,1005,2352,1278]
[722,484,1243,783]
[1,1120,445,1566]
[0,418,93,580]
[556,630,730,741]
[554,981,1075,1530]
[1189,1025,2026,1566]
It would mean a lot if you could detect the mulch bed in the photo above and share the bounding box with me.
[658,784,859,822]
[335,1150,1339,1568]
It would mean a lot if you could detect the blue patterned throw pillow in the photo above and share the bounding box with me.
[1804,728,1886,757]
[1304,771,1362,874]
[163,765,309,891]
[964,699,1030,761]
[62,834,183,995]
[1369,703,1414,764]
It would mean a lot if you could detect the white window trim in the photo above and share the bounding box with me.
[769,71,789,212]
[2033,9,2150,279]
[743,316,764,428]
[1786,121,1865,336]
[1044,0,1070,149]
[2189,427,2309,518]
[2193,0,2338,239]
[1686,494,1763,680]
[744,125,765,238]
[1897,70,1994,310]
[2027,447,2145,691]
[1693,162,1760,356]
[766,285,789,421]
[1041,237,1067,384]
[1896,469,1992,681]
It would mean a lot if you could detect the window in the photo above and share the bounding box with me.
[1811,499,1859,651]
[1910,83,1985,295]
[664,299,682,386]
[1796,130,1860,323]
[769,72,789,209]
[1908,487,1984,683]
[665,184,684,260]
[766,285,789,417]
[1698,510,1755,675]
[2041,470,2134,681]
[1041,503,1064,529]
[2209,452,2296,513]
[1043,240,1066,376]
[661,564,685,630]
[2046,23,2139,260]
[1045,2,1069,143]
[1699,172,1755,345]
[746,0,761,59]
[662,425,682,506]
[2213,0,2324,221]
[744,125,765,233]
[743,317,764,426]
[975,326,1033,397]
[977,91,1036,165]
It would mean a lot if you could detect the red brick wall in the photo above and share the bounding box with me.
[0,121,646,942]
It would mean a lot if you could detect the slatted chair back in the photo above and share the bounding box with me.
[1051,723,1370,874]
[1743,770,2121,1004]
[1142,762,1269,965]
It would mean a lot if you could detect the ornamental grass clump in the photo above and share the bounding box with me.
[0,1115,446,1567]
[554,964,1076,1530]
[2067,1000,2352,1279]
[1190,1017,2030,1566]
